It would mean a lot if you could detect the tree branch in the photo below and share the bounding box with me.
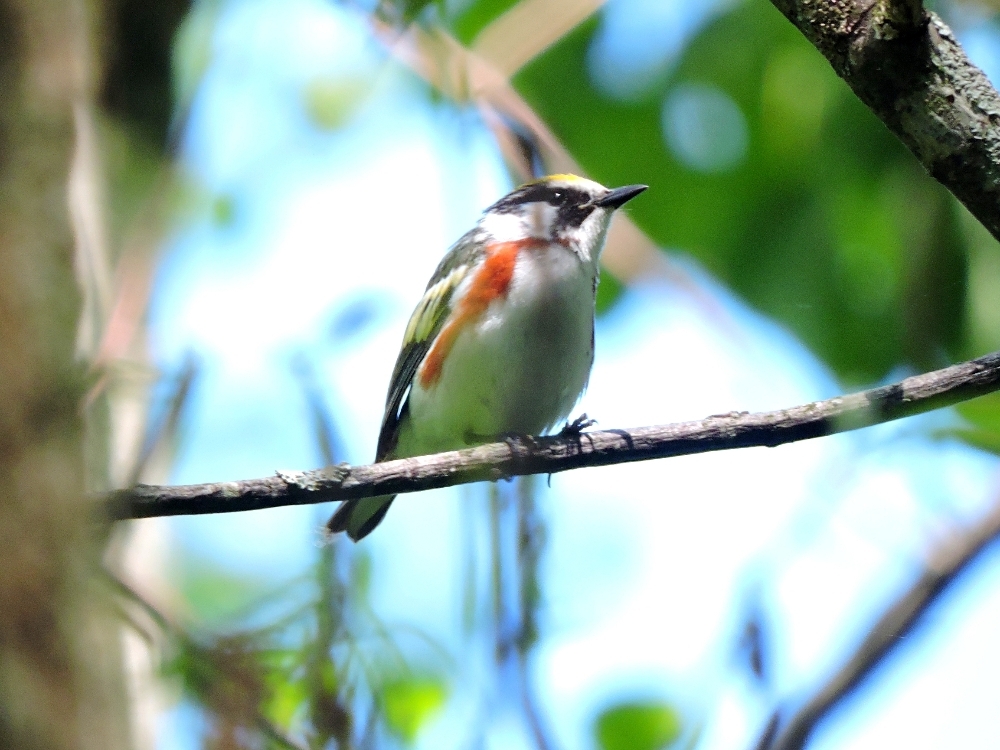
[770,0,1000,241]
[104,350,1000,520]
[757,491,1000,750]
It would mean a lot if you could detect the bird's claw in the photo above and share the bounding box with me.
[560,413,596,437]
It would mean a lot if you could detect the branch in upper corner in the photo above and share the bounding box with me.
[104,350,1000,520]
[769,0,1000,242]
[755,492,1000,750]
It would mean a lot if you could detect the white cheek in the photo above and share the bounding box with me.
[479,212,525,242]
[478,203,559,242]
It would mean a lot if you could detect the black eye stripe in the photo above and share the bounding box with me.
[488,185,592,213]
[561,202,595,228]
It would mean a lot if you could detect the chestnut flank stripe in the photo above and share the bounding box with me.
[419,239,541,387]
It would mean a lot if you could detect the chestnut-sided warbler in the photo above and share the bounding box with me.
[326,174,647,541]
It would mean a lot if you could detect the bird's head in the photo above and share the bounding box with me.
[480,174,647,263]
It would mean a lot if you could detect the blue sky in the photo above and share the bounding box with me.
[143,1,1000,748]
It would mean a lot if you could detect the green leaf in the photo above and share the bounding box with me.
[595,701,683,750]
[265,672,309,728]
[952,391,1000,455]
[381,677,447,743]
[957,391,1000,432]
[162,640,214,698]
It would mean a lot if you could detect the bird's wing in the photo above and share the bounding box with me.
[375,229,484,461]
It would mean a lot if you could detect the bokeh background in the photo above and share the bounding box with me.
[80,0,1000,748]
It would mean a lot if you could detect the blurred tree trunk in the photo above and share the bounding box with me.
[0,1,130,749]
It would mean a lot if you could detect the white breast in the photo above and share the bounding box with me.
[399,244,596,456]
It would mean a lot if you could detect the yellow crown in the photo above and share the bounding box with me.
[527,173,584,185]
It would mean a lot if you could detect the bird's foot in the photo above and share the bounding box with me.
[559,413,596,437]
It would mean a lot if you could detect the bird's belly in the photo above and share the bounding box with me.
[401,251,594,455]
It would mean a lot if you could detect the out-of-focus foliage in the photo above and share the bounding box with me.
[508,0,972,385]
[954,392,1000,455]
[380,677,448,743]
[176,560,276,627]
[378,0,444,26]
[450,0,521,43]
[595,268,625,315]
[959,210,1000,451]
[165,635,273,745]
[304,76,372,131]
[594,701,684,750]
[160,539,449,749]
[99,116,164,250]
[172,0,220,115]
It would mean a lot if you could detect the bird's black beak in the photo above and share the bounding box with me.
[593,184,648,209]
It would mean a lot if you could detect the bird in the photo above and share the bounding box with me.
[326,174,647,541]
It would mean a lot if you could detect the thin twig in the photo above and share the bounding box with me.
[104,350,1000,520]
[126,355,198,486]
[757,492,1000,750]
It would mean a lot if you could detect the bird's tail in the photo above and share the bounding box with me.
[325,494,396,542]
